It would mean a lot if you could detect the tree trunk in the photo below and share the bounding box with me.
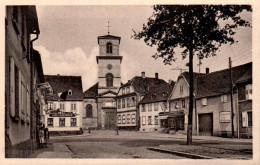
[187,47,194,145]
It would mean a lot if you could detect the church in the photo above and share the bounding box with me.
[82,33,122,129]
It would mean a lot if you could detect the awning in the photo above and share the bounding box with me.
[158,115,168,120]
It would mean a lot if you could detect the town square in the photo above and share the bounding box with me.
[3,4,258,164]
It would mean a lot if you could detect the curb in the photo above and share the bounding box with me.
[147,147,215,159]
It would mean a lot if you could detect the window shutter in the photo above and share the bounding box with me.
[242,111,248,127]
[9,58,15,117]
[26,84,30,122]
[185,115,188,124]
[19,69,22,118]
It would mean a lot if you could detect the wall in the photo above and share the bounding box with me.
[82,98,98,129]
[99,39,120,56]
[196,93,238,137]
[139,101,164,132]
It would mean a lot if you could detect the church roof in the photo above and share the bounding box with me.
[98,34,121,44]
[45,75,83,101]
[83,83,99,99]
[121,76,168,95]
[196,62,252,99]
[139,83,175,104]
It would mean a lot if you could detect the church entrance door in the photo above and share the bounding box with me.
[105,111,116,129]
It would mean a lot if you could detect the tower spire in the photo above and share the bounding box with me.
[106,21,111,35]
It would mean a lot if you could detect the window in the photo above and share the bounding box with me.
[48,102,53,110]
[242,111,252,127]
[131,114,136,124]
[86,104,93,118]
[126,87,130,94]
[117,115,121,124]
[122,88,125,94]
[71,103,76,111]
[106,73,113,87]
[180,85,183,93]
[15,65,20,118]
[148,103,152,111]
[181,99,185,108]
[131,97,136,107]
[219,112,231,123]
[142,116,146,125]
[122,115,126,124]
[59,118,65,127]
[201,98,207,106]
[117,99,121,109]
[221,95,228,103]
[122,99,125,108]
[246,84,252,100]
[60,103,65,111]
[68,89,72,95]
[47,118,53,127]
[154,102,159,111]
[71,118,77,127]
[148,116,152,125]
[154,116,159,125]
[127,114,131,124]
[127,98,130,107]
[142,104,146,112]
[163,102,168,110]
[106,42,112,54]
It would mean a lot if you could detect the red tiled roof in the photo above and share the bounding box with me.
[122,76,168,95]
[196,62,252,98]
[83,83,98,99]
[139,83,175,104]
[45,75,83,101]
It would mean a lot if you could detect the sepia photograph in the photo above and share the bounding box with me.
[2,1,259,164]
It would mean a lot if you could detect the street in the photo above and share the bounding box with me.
[31,130,252,159]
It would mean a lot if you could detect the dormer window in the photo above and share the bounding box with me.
[106,42,112,54]
[68,89,72,95]
[151,93,156,99]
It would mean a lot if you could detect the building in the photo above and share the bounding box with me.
[116,72,167,130]
[196,62,252,137]
[138,82,175,132]
[83,34,122,129]
[44,75,83,135]
[5,6,44,157]
[168,72,202,134]
[235,64,252,138]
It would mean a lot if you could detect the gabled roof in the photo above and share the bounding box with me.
[139,82,175,104]
[196,62,252,98]
[181,72,204,93]
[83,83,98,99]
[33,49,44,83]
[45,75,83,101]
[98,90,118,97]
[121,76,168,95]
[98,34,121,44]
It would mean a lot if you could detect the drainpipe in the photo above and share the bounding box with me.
[30,33,39,149]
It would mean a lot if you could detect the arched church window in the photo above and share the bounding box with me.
[106,73,113,87]
[106,42,112,54]
[86,104,93,118]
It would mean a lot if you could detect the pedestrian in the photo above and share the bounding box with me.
[39,128,44,148]
[44,126,48,148]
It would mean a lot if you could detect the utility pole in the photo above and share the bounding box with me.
[229,57,235,138]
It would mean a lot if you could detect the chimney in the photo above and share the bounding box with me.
[206,68,209,74]
[141,72,145,78]
[169,79,173,84]
[155,73,158,79]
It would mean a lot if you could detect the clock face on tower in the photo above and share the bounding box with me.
[107,64,112,70]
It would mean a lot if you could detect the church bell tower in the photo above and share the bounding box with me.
[96,34,122,94]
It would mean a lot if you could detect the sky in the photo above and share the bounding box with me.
[34,5,252,91]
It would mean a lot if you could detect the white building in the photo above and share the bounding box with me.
[138,83,174,132]
[44,75,83,135]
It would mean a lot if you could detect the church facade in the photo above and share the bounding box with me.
[83,34,122,129]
